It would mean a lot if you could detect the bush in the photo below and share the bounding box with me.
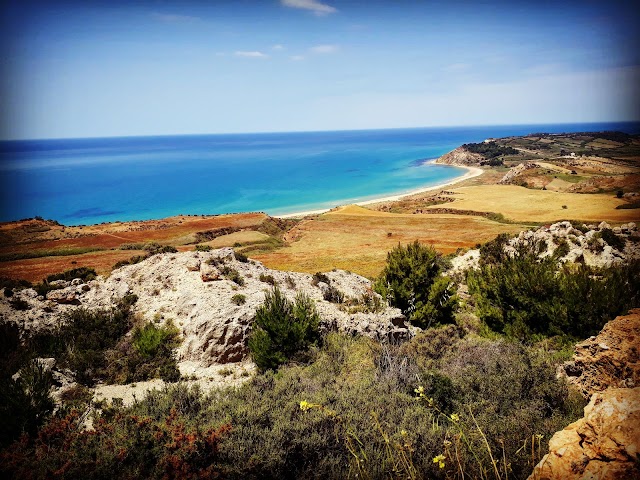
[374,241,458,328]
[248,287,320,371]
[45,267,96,283]
[221,266,245,286]
[28,300,135,386]
[0,360,54,449]
[468,252,640,340]
[231,294,246,305]
[259,273,276,285]
[322,284,345,303]
[1,332,585,479]
[0,406,230,479]
[9,298,30,311]
[194,244,212,252]
[600,228,625,251]
[234,251,249,263]
[102,321,182,383]
[311,272,330,286]
[113,254,148,269]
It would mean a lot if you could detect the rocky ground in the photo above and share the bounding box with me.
[529,309,640,480]
[1,247,408,374]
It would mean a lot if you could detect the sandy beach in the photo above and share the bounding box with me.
[277,165,484,218]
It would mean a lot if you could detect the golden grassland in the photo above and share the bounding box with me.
[425,185,640,223]
[255,205,527,278]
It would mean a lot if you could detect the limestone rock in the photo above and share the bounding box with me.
[499,162,540,184]
[528,387,640,480]
[46,288,79,305]
[435,146,485,166]
[561,309,640,397]
[200,261,221,281]
[2,249,407,371]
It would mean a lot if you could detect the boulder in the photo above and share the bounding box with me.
[528,387,640,480]
[200,262,221,282]
[46,288,79,305]
[561,309,640,397]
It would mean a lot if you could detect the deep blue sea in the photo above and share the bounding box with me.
[1,122,639,226]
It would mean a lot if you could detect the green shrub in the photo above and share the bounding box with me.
[479,232,512,265]
[113,254,148,269]
[248,287,320,371]
[9,298,30,311]
[0,360,54,448]
[221,265,245,286]
[28,301,135,386]
[231,294,246,305]
[322,284,344,303]
[600,228,625,251]
[134,322,176,358]
[468,252,640,340]
[194,244,212,252]
[45,267,96,283]
[100,320,183,383]
[1,332,585,479]
[259,273,276,285]
[234,251,249,263]
[553,237,570,258]
[374,241,458,328]
[311,272,330,286]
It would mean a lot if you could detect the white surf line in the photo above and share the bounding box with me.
[275,165,484,219]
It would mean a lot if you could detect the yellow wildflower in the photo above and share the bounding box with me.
[414,385,425,397]
[300,400,312,411]
[401,429,408,437]
[450,413,460,423]
[432,454,446,469]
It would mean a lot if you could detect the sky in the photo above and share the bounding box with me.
[1,0,639,140]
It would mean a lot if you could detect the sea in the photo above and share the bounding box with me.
[1,122,638,226]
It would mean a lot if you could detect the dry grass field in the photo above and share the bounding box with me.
[424,185,640,223]
[255,205,527,278]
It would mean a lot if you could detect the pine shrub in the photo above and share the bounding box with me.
[248,287,320,371]
[374,241,457,328]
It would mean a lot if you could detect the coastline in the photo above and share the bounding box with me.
[276,165,484,219]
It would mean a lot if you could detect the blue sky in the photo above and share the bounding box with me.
[1,0,638,139]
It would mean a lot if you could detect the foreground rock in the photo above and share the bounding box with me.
[528,387,640,480]
[1,248,408,371]
[561,308,640,397]
[530,311,640,480]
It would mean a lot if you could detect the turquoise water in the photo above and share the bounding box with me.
[1,122,638,225]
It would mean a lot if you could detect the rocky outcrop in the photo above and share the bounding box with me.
[1,249,409,371]
[435,146,484,166]
[528,387,640,480]
[561,309,640,398]
[499,162,540,184]
[529,311,640,479]
[507,221,639,268]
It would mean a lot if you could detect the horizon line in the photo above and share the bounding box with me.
[2,120,639,142]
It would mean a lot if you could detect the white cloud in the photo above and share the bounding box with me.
[310,44,339,54]
[234,51,269,59]
[281,0,337,16]
[290,55,305,61]
[272,44,285,51]
[151,12,200,23]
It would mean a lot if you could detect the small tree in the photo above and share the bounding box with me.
[374,241,457,328]
[249,287,320,371]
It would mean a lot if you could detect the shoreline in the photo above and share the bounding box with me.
[276,165,484,218]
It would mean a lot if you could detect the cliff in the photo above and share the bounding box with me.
[435,146,485,166]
